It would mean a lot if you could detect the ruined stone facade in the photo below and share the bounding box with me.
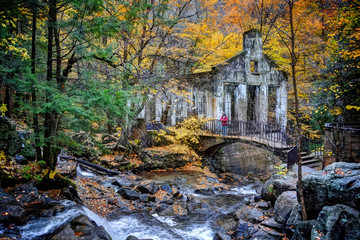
[140,29,288,126]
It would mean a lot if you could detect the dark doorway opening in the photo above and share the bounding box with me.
[247,85,257,121]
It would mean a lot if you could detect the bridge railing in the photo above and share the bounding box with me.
[204,120,323,158]
[204,120,296,149]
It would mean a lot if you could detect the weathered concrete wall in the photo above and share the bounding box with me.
[141,29,288,127]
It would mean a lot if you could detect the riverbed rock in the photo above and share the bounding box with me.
[310,204,360,240]
[260,217,284,232]
[50,215,112,240]
[0,204,25,223]
[50,224,77,240]
[139,194,151,203]
[56,159,77,178]
[236,206,265,224]
[274,191,298,225]
[194,187,214,195]
[126,236,140,240]
[61,186,82,204]
[302,162,360,219]
[40,204,66,217]
[249,200,270,210]
[172,202,188,216]
[216,212,238,232]
[234,220,253,239]
[112,177,134,188]
[126,235,153,240]
[261,174,297,204]
[11,182,41,206]
[213,232,231,240]
[160,184,173,195]
[118,188,140,200]
[136,181,158,194]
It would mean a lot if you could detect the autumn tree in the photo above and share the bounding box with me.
[313,0,360,124]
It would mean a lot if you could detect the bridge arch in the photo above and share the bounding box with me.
[198,134,288,158]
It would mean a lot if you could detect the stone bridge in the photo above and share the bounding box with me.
[198,120,323,168]
[146,120,323,168]
[197,133,291,157]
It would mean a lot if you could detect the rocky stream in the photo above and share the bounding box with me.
[1,156,360,240]
[1,116,360,240]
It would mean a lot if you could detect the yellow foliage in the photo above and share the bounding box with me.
[330,107,343,116]
[154,116,209,161]
[0,103,7,116]
[346,105,360,111]
[49,170,56,179]
[0,150,6,161]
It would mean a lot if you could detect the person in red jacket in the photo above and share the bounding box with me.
[220,112,228,136]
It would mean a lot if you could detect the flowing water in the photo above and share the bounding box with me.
[16,167,262,240]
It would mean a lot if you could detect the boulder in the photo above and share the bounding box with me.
[216,213,238,232]
[11,183,41,206]
[291,220,316,240]
[160,184,173,195]
[136,182,158,194]
[261,174,297,204]
[40,204,66,217]
[236,206,265,224]
[61,186,82,204]
[274,191,298,225]
[112,177,134,188]
[213,232,231,240]
[234,220,253,239]
[261,217,284,232]
[249,200,270,210]
[14,154,28,165]
[139,194,151,203]
[118,188,140,200]
[311,204,360,240]
[51,215,111,240]
[50,224,77,240]
[286,203,302,227]
[172,202,188,216]
[126,236,140,240]
[250,227,279,240]
[302,162,360,219]
[194,188,214,195]
[1,225,21,239]
[0,204,25,222]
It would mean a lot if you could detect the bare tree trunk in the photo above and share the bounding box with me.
[289,0,307,221]
[5,86,12,118]
[31,10,42,161]
[43,0,57,170]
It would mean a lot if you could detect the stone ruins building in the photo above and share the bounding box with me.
[139,29,288,127]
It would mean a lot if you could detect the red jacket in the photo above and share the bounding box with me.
[220,116,228,126]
